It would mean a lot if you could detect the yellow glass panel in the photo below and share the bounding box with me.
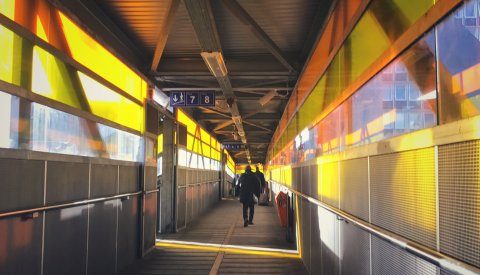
[0,25,14,84]
[270,0,436,160]
[177,109,197,134]
[32,46,82,109]
[392,0,434,24]
[348,11,390,82]
[35,15,49,42]
[194,137,201,153]
[0,0,15,20]
[58,12,146,102]
[202,142,210,157]
[187,134,194,151]
[157,134,163,154]
[78,72,143,131]
[200,128,211,144]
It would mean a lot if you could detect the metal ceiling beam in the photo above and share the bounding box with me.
[157,56,291,74]
[222,0,297,73]
[160,87,294,92]
[184,0,251,160]
[215,130,271,135]
[157,70,293,77]
[200,113,280,120]
[151,0,180,71]
[158,75,290,80]
[213,108,264,131]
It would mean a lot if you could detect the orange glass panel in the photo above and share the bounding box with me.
[58,12,146,102]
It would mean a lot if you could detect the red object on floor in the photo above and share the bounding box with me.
[275,191,288,227]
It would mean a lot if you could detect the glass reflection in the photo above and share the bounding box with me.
[0,91,19,149]
[437,0,480,123]
[31,103,142,161]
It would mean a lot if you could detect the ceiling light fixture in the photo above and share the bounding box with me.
[201,51,228,77]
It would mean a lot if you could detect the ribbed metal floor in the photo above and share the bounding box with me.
[119,198,307,275]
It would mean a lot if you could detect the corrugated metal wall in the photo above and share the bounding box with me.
[0,154,142,275]
[176,168,220,231]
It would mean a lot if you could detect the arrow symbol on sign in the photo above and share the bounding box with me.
[173,94,178,102]
[180,93,184,101]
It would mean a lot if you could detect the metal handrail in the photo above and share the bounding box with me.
[0,191,142,219]
[278,185,480,275]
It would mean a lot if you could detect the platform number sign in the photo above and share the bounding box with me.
[200,93,214,106]
[186,92,200,105]
[170,92,185,107]
[170,91,215,108]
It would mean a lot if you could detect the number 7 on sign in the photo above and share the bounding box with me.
[189,94,196,104]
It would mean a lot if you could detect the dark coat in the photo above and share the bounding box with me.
[239,171,261,204]
[255,171,266,189]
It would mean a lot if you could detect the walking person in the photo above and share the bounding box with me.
[238,165,261,227]
[254,165,266,193]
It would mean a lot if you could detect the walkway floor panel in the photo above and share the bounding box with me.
[119,198,307,275]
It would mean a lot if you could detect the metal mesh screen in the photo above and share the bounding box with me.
[340,221,370,275]
[318,207,340,275]
[319,161,339,207]
[371,235,438,275]
[293,166,300,191]
[340,157,369,221]
[370,148,437,248]
[301,165,311,197]
[438,140,480,268]
[301,199,311,272]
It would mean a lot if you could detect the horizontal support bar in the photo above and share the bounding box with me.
[145,189,159,195]
[0,191,142,219]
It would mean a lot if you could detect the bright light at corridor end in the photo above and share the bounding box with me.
[156,239,300,259]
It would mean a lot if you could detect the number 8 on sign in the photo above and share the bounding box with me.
[200,92,215,106]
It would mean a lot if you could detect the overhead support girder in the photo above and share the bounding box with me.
[151,0,180,71]
[184,0,252,160]
[221,0,298,73]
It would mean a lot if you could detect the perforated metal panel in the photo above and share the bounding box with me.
[438,140,480,268]
[340,158,369,221]
[371,235,438,275]
[301,166,311,197]
[340,221,370,275]
[292,166,300,191]
[309,204,322,274]
[301,199,311,272]
[318,207,340,275]
[319,161,339,208]
[370,148,437,248]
